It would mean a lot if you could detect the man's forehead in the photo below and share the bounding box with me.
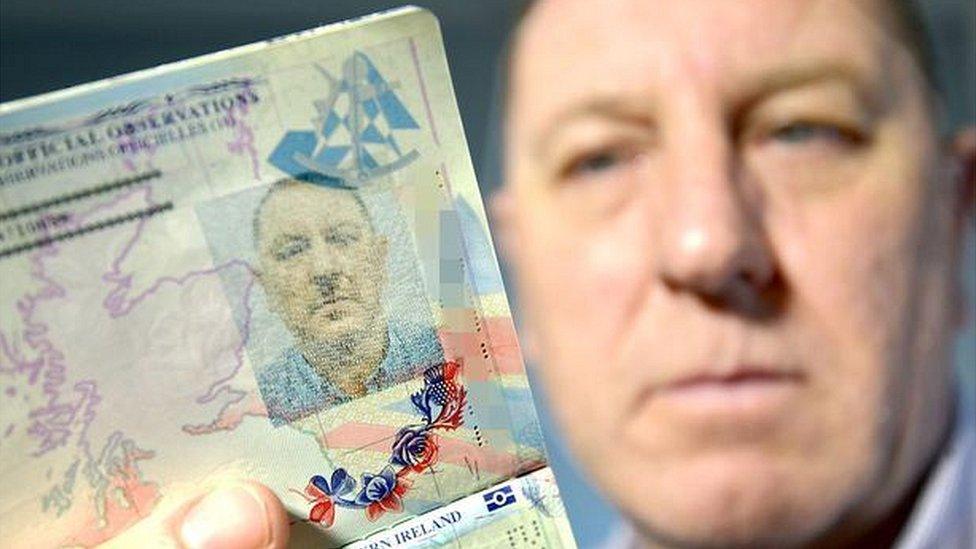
[516,0,892,64]
[511,0,895,127]
[258,184,369,231]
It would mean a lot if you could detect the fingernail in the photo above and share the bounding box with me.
[180,486,270,549]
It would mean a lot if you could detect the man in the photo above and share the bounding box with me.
[497,0,975,547]
[252,178,444,425]
[106,1,974,547]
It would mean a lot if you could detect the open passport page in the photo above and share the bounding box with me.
[0,7,577,547]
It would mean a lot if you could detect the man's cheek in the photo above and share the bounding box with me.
[774,210,903,465]
[534,250,644,434]
[533,220,649,336]
[281,280,312,314]
[795,228,910,367]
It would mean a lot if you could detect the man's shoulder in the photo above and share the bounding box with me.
[255,346,327,426]
[367,319,445,390]
[256,346,312,384]
[386,319,444,364]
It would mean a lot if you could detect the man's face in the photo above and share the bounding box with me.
[505,0,973,545]
[256,183,386,346]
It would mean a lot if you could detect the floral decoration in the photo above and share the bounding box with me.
[295,361,466,527]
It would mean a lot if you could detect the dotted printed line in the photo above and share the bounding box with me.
[0,202,173,259]
[0,170,162,222]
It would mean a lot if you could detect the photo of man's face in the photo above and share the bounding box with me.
[254,181,387,350]
[203,177,448,424]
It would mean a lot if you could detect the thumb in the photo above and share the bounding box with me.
[100,481,290,549]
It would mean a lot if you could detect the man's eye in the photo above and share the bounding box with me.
[561,149,631,179]
[273,238,309,261]
[770,122,864,146]
[326,231,359,246]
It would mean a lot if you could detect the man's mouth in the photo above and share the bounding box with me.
[666,369,804,390]
[646,366,806,417]
[308,294,358,314]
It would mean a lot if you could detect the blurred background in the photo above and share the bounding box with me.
[2,1,973,546]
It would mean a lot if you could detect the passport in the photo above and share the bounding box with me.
[0,7,576,547]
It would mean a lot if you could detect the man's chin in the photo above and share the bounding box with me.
[609,450,859,549]
[308,320,361,341]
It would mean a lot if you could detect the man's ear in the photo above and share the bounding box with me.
[488,185,543,362]
[252,263,280,316]
[949,127,976,329]
[952,128,976,218]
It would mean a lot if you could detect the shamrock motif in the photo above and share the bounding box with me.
[298,469,356,527]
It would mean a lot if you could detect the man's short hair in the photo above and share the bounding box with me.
[509,0,942,98]
[888,0,940,95]
[252,178,375,250]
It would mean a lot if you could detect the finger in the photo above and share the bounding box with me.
[100,480,290,549]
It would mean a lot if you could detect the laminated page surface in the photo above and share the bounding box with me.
[0,7,575,547]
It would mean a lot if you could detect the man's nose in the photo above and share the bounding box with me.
[654,120,779,315]
[312,273,342,294]
[307,242,345,277]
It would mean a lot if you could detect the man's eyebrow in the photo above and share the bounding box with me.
[271,233,309,245]
[736,60,877,110]
[532,97,654,157]
[324,220,358,229]
[531,62,875,154]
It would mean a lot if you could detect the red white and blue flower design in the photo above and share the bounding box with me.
[296,361,466,527]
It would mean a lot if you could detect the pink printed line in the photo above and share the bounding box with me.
[409,37,440,147]
[99,249,261,430]
[100,186,158,315]
[180,271,266,434]
[84,176,264,436]
[181,389,267,435]
[71,380,103,456]
[19,240,67,389]
[197,271,255,403]
[225,90,262,181]
[0,331,40,377]
[104,258,254,319]
[2,182,160,457]
[2,214,83,456]
[0,243,62,384]
[100,253,259,430]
